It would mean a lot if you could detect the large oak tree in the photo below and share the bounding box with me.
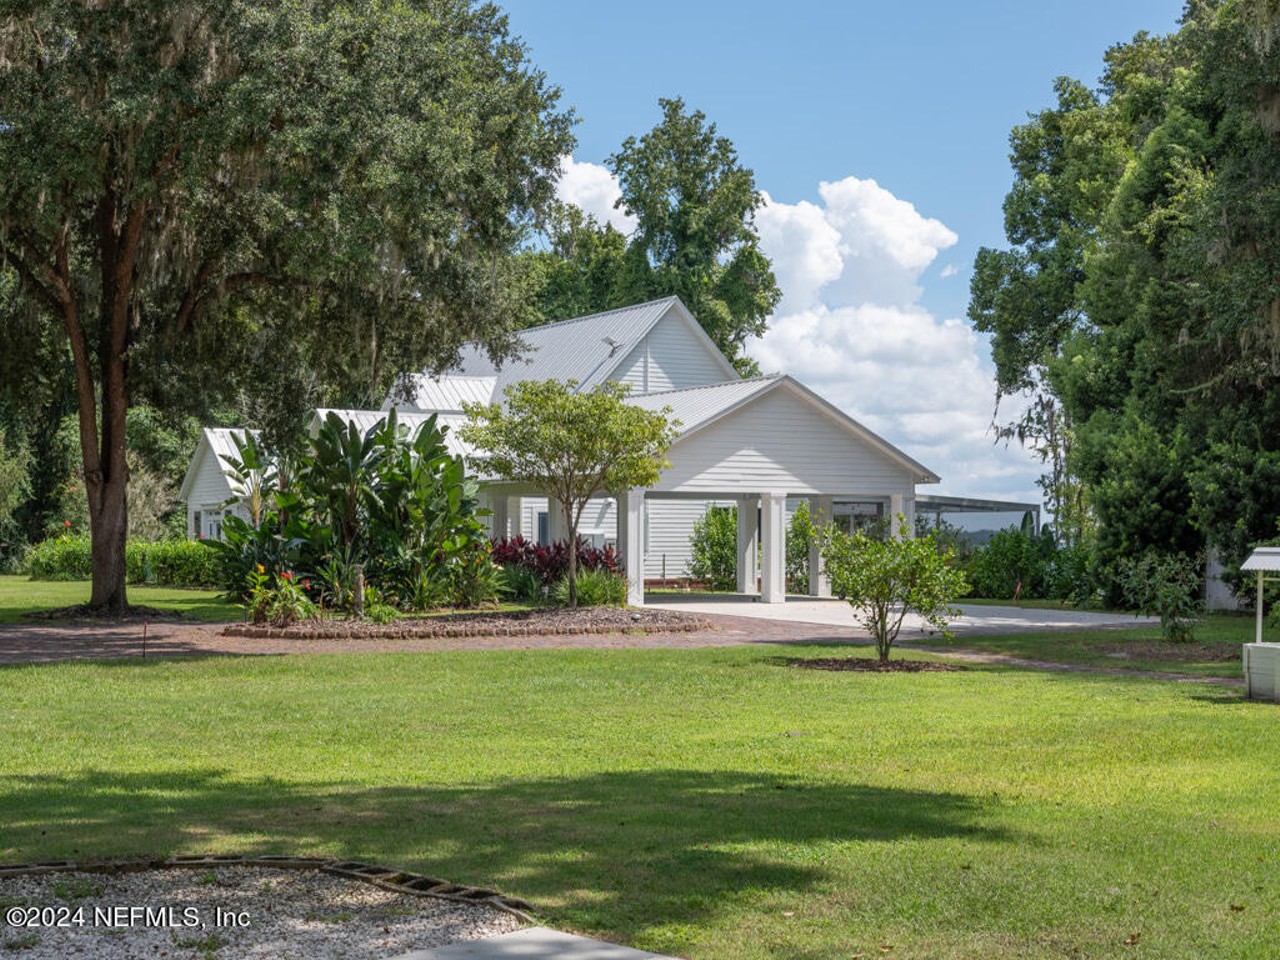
[0,0,572,612]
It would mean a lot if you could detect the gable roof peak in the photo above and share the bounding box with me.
[520,295,681,334]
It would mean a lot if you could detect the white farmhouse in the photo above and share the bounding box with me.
[180,296,942,605]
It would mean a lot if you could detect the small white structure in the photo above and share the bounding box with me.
[178,428,255,539]
[1241,546,1280,702]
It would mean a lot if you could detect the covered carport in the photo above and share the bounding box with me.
[617,375,939,606]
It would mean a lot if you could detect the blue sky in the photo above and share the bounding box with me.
[504,0,1186,506]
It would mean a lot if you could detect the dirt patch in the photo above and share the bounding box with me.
[23,604,194,624]
[222,606,710,640]
[1101,640,1241,664]
[784,656,967,673]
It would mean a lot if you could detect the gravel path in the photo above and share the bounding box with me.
[0,866,522,959]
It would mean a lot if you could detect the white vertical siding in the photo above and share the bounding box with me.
[659,387,914,495]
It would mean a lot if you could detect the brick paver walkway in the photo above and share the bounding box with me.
[0,612,870,665]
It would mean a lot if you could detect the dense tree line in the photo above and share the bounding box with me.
[970,0,1280,600]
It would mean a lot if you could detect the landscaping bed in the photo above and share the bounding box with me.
[222,606,712,640]
[785,656,967,673]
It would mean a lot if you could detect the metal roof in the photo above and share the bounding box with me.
[389,374,497,412]
[1242,547,1280,572]
[453,297,695,397]
[629,377,780,434]
[916,495,1041,514]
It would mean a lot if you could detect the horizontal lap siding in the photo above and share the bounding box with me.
[645,499,728,578]
[660,388,913,495]
[615,311,734,395]
[188,448,235,508]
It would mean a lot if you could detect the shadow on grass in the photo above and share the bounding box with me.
[0,767,1015,939]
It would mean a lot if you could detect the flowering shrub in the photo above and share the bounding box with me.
[246,567,319,627]
[490,535,621,590]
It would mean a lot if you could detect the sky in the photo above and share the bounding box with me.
[503,0,1187,508]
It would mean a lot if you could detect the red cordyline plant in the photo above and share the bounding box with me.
[490,535,621,586]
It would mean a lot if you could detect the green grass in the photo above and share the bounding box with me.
[1,647,1277,958]
[927,613,1262,679]
[0,575,240,624]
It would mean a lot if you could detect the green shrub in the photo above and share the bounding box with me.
[498,564,545,603]
[688,505,737,591]
[786,501,811,594]
[126,539,221,587]
[552,569,626,607]
[25,536,222,587]
[965,528,1052,599]
[1119,551,1202,642]
[819,522,968,662]
[24,536,94,580]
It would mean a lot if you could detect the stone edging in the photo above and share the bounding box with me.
[0,855,536,923]
[221,617,713,641]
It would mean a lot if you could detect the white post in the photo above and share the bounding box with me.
[736,496,759,595]
[1258,570,1265,646]
[548,497,570,543]
[618,487,646,607]
[490,494,510,540]
[760,492,787,604]
[809,495,833,598]
[889,493,915,539]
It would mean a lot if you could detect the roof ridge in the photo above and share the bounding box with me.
[518,296,677,333]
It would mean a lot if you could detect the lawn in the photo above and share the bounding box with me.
[0,575,240,624]
[923,613,1261,679]
[1,647,1277,959]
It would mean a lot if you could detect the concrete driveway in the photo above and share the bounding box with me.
[645,593,1157,636]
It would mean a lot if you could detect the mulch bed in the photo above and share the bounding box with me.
[222,606,712,640]
[785,656,967,673]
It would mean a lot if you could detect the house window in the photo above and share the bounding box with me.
[200,506,224,540]
[537,511,549,545]
[192,510,202,539]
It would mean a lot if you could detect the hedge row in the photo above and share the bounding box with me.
[24,536,222,588]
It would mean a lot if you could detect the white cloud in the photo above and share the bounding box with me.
[747,177,1041,501]
[555,156,637,235]
[555,162,1042,501]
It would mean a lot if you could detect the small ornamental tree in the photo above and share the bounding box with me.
[818,519,968,662]
[462,380,677,607]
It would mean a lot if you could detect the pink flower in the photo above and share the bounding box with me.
[64,520,71,528]
[282,571,293,581]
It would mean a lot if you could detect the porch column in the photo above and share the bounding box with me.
[736,496,759,595]
[548,497,570,543]
[490,494,510,540]
[760,491,787,604]
[889,493,915,539]
[618,487,646,607]
[808,495,833,598]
